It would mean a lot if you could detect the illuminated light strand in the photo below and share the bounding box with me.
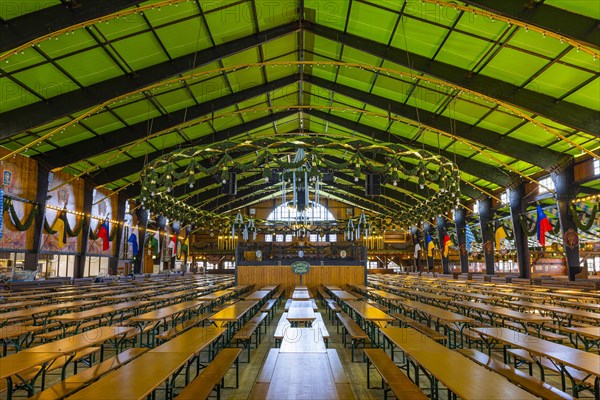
[3,62,596,166]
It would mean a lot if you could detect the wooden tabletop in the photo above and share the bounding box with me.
[24,326,133,354]
[279,328,326,353]
[380,326,536,399]
[560,326,600,339]
[245,290,272,300]
[198,290,232,300]
[209,300,258,324]
[52,301,151,322]
[150,326,224,354]
[291,290,311,300]
[453,301,553,324]
[330,290,357,301]
[399,300,473,324]
[128,301,205,323]
[261,285,279,291]
[0,351,63,380]
[345,300,394,324]
[287,301,316,321]
[68,352,191,400]
[368,289,402,301]
[474,327,600,377]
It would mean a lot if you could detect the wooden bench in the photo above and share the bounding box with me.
[317,287,331,305]
[363,348,427,400]
[365,299,389,313]
[176,348,243,400]
[0,346,104,394]
[506,348,595,393]
[271,288,285,308]
[336,312,369,362]
[273,313,290,348]
[36,321,100,342]
[28,348,148,400]
[233,312,268,362]
[313,312,330,348]
[390,313,447,344]
[458,348,574,400]
[259,299,277,323]
[325,299,342,321]
[155,312,213,343]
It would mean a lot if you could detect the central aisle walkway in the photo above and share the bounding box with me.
[252,325,354,399]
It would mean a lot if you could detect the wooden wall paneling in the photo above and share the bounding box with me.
[237,265,364,295]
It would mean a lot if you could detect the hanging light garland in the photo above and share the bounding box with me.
[138,136,461,232]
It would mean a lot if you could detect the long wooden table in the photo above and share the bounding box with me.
[380,326,536,400]
[474,327,600,399]
[128,300,206,347]
[0,351,63,399]
[209,300,258,342]
[560,326,600,351]
[286,300,317,327]
[51,300,151,333]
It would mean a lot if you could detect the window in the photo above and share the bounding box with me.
[309,234,326,242]
[223,261,235,269]
[500,191,509,206]
[594,159,600,176]
[275,234,284,242]
[473,200,480,214]
[264,234,273,242]
[285,234,293,242]
[368,261,379,269]
[267,202,335,223]
[328,234,337,242]
[538,176,555,194]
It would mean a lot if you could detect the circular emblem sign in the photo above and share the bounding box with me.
[563,228,579,249]
[340,250,347,258]
[483,240,494,255]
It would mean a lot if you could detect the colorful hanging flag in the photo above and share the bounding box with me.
[536,205,552,247]
[0,188,3,239]
[52,213,67,248]
[414,242,421,259]
[426,233,435,257]
[443,234,453,257]
[465,224,475,253]
[97,218,110,251]
[127,225,139,256]
[151,230,161,256]
[495,225,507,249]
[182,236,190,256]
[167,232,177,257]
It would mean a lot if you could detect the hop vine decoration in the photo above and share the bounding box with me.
[138,136,462,230]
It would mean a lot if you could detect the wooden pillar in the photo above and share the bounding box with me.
[423,222,434,272]
[454,208,469,274]
[478,197,495,275]
[109,193,127,276]
[75,180,94,279]
[133,207,148,274]
[509,183,530,279]
[437,216,449,274]
[552,162,582,281]
[24,164,50,271]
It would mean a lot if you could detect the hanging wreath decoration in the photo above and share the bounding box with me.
[4,198,38,231]
[569,201,598,233]
[139,136,462,232]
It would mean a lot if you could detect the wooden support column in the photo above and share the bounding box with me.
[478,197,495,275]
[24,164,50,271]
[454,208,469,274]
[423,222,434,272]
[509,183,530,279]
[437,216,450,274]
[109,192,127,276]
[133,207,148,274]
[75,180,94,279]
[552,162,582,281]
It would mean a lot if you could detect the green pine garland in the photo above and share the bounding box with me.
[569,202,598,233]
[4,199,38,231]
